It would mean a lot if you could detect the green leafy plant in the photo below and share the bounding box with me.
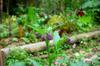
[93,9,100,24]
[77,15,93,32]
[91,54,100,66]
[47,14,77,33]
[70,61,89,66]
[53,31,61,54]
[6,47,42,66]
[0,24,8,38]
[81,0,100,9]
[6,48,28,66]
[45,31,62,66]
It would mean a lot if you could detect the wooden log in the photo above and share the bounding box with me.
[1,40,53,56]
[0,51,5,66]
[68,31,100,43]
[0,0,3,23]
[1,31,100,56]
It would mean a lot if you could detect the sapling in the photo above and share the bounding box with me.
[17,16,25,38]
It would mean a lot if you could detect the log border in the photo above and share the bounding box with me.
[0,30,100,66]
[0,51,5,66]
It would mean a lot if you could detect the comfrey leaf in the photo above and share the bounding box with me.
[53,31,60,45]
[31,60,42,66]
[53,31,61,53]
[10,61,26,66]
[70,61,89,66]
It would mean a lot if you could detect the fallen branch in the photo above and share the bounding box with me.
[0,51,5,66]
[68,31,100,43]
[1,40,53,56]
[1,31,100,55]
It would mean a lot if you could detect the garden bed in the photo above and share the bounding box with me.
[0,30,100,66]
[0,0,100,66]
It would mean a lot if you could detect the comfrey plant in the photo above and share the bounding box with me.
[45,31,61,66]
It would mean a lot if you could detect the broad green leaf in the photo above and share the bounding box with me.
[11,62,26,66]
[53,31,60,45]
[29,59,42,66]
[53,31,61,53]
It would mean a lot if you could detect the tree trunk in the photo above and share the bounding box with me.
[0,0,3,23]
[0,51,5,66]
[28,0,34,6]
[34,0,39,7]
